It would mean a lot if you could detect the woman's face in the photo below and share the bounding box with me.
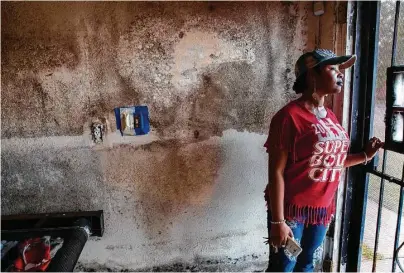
[311,64,344,95]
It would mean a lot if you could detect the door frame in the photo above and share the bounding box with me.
[337,1,381,272]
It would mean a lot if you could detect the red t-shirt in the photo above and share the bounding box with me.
[264,99,350,225]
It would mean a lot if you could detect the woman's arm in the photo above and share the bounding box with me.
[268,148,294,247]
[268,148,288,222]
[344,137,384,168]
[344,152,367,168]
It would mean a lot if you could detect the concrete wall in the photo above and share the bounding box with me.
[1,2,345,271]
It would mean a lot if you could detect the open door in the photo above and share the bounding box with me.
[338,1,404,272]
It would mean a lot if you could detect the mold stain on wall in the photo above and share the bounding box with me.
[1,1,307,140]
[100,139,221,237]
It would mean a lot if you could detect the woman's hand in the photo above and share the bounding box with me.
[344,137,384,168]
[364,137,384,160]
[270,222,294,248]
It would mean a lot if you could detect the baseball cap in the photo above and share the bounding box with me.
[295,49,356,80]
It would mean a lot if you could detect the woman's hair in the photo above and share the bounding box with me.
[292,66,322,94]
[292,72,307,94]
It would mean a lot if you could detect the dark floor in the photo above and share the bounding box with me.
[75,255,268,272]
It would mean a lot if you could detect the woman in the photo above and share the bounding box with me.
[264,49,384,272]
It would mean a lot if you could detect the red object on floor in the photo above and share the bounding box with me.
[13,237,51,272]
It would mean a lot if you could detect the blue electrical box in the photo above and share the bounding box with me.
[114,106,150,136]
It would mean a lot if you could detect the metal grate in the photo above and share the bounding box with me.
[362,1,404,272]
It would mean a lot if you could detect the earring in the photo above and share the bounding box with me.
[312,79,318,102]
[312,92,319,103]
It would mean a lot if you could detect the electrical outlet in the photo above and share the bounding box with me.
[90,117,108,144]
[91,122,105,144]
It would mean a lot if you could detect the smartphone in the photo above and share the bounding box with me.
[285,236,302,257]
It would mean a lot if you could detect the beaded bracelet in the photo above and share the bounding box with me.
[270,219,286,225]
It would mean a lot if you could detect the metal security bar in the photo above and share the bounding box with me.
[341,1,404,272]
[357,1,404,272]
[392,163,404,272]
[371,2,403,272]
